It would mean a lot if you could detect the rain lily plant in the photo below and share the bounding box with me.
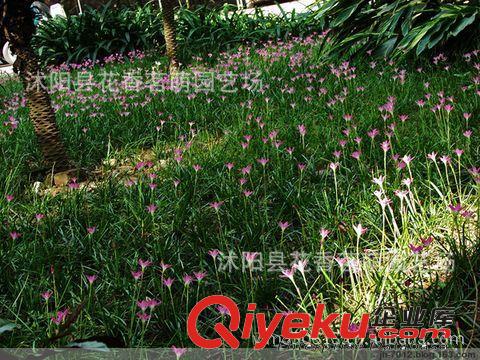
[0,34,478,348]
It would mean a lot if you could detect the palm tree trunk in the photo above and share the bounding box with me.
[16,47,71,171]
[160,0,180,73]
[1,0,70,171]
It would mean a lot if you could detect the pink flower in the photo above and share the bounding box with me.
[280,267,296,281]
[293,259,308,275]
[136,312,151,322]
[408,244,423,254]
[193,164,202,172]
[440,155,451,165]
[131,270,143,280]
[135,162,146,171]
[372,175,385,187]
[51,308,69,325]
[381,141,390,152]
[348,323,360,332]
[225,162,234,170]
[367,128,379,139]
[319,228,330,240]
[243,190,253,197]
[298,124,307,137]
[6,194,14,202]
[463,130,472,138]
[351,150,362,160]
[241,165,252,175]
[87,226,96,235]
[243,252,258,265]
[402,155,414,165]
[402,177,413,187]
[353,224,367,237]
[297,163,306,171]
[171,346,187,359]
[217,304,230,315]
[183,274,194,286]
[377,196,392,209]
[147,299,161,310]
[86,274,98,285]
[35,213,45,221]
[68,178,80,190]
[454,149,464,157]
[146,204,157,214]
[449,203,463,212]
[335,257,348,267]
[257,158,269,166]
[329,162,339,171]
[427,152,437,162]
[9,231,21,240]
[138,259,152,270]
[421,237,433,246]
[160,261,172,271]
[163,277,174,287]
[274,141,283,149]
[444,104,454,113]
[208,249,221,259]
[137,299,150,312]
[41,290,53,301]
[209,201,224,210]
[278,221,290,231]
[194,271,207,281]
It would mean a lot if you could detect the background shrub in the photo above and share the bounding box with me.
[32,4,165,65]
[313,0,480,59]
[32,3,321,65]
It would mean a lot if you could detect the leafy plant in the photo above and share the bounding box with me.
[33,3,165,65]
[0,319,17,335]
[312,0,480,59]
[176,5,319,58]
[32,3,322,65]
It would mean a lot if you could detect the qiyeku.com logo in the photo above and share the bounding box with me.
[187,295,451,350]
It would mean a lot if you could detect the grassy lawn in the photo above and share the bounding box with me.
[0,35,479,347]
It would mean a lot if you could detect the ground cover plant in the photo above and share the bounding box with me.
[0,33,479,349]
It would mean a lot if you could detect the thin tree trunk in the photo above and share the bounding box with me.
[1,0,71,171]
[160,0,180,73]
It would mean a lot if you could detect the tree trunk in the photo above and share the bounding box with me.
[160,0,180,73]
[1,0,71,171]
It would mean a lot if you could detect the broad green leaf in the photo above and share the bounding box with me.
[376,37,398,57]
[450,12,477,36]
[331,2,363,28]
[0,320,17,335]
[67,341,109,351]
